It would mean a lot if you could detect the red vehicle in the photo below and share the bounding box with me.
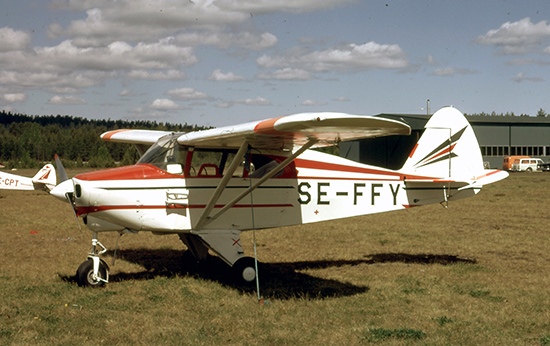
[503,156,529,170]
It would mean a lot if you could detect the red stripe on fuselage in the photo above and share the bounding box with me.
[75,164,177,181]
[76,203,293,216]
[294,158,441,181]
[295,158,402,177]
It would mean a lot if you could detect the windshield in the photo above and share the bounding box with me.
[138,134,185,171]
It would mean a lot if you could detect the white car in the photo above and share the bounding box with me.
[511,158,543,172]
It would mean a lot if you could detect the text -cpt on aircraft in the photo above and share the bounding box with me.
[5,106,508,287]
[0,164,56,191]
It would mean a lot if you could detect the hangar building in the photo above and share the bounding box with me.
[340,113,550,170]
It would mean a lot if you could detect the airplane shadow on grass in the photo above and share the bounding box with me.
[60,249,476,300]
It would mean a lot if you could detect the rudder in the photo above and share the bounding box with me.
[401,106,484,180]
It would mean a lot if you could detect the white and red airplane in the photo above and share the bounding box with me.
[4,106,508,287]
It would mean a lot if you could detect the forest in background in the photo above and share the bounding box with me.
[0,111,209,169]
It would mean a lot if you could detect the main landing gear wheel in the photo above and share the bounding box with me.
[76,259,109,288]
[232,257,258,285]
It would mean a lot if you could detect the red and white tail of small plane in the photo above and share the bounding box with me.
[400,106,508,205]
[0,164,57,192]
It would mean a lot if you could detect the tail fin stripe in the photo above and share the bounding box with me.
[415,125,467,165]
[416,152,458,168]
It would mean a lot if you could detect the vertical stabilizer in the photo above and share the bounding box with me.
[32,164,57,191]
[401,106,484,180]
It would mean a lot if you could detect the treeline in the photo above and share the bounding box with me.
[0,111,209,169]
[465,108,548,117]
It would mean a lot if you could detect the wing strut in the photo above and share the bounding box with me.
[198,137,319,229]
[194,140,250,231]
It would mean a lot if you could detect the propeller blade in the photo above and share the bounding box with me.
[49,159,81,230]
[55,154,69,183]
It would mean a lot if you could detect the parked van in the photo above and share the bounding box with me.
[503,156,529,170]
[511,158,543,172]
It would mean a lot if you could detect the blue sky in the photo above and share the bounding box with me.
[1,0,550,127]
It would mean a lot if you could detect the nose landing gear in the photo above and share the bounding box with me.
[76,232,109,287]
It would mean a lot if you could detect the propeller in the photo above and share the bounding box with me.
[50,155,81,231]
[55,154,69,183]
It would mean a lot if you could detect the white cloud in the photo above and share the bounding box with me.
[48,0,351,45]
[34,38,197,72]
[215,102,233,108]
[176,31,278,50]
[209,69,246,82]
[150,98,181,110]
[126,69,186,80]
[512,72,544,83]
[474,17,550,55]
[166,88,209,100]
[257,41,409,73]
[48,87,81,94]
[301,99,327,106]
[48,2,249,45]
[430,67,477,77]
[235,96,271,106]
[257,67,314,80]
[0,70,107,91]
[3,93,25,103]
[119,89,133,97]
[0,27,31,52]
[0,36,195,95]
[1,106,16,113]
[333,96,350,102]
[48,95,87,105]
[217,0,357,14]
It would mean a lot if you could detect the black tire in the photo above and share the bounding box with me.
[76,259,109,288]
[232,257,258,285]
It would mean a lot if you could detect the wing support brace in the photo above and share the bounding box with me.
[196,137,319,230]
[194,140,250,231]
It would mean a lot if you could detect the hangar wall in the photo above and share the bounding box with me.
[340,113,550,170]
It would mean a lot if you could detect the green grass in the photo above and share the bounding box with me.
[1,171,550,345]
[362,328,427,342]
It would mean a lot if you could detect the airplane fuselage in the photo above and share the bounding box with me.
[72,149,422,234]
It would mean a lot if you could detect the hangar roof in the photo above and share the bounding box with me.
[377,113,550,130]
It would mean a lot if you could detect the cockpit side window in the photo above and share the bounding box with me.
[138,134,186,173]
[139,140,296,178]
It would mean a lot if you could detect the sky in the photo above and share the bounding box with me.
[2,0,550,127]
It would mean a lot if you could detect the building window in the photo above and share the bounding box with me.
[480,146,547,157]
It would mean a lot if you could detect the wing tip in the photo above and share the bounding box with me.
[101,129,132,141]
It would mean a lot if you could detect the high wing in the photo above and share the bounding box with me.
[101,129,173,145]
[101,112,411,150]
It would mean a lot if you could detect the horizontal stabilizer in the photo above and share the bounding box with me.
[474,169,510,186]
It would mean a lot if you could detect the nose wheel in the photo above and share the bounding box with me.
[76,231,110,287]
[76,258,109,287]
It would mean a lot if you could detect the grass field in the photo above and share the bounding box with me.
[1,170,550,345]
